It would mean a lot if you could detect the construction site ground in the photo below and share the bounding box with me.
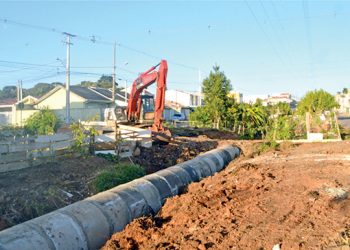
[103,139,350,250]
[0,129,233,231]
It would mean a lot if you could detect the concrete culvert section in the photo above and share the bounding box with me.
[0,145,240,250]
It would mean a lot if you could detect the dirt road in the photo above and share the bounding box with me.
[103,141,350,250]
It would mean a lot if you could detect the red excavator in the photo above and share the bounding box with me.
[106,60,171,142]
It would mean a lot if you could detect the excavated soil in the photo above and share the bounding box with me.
[103,141,350,250]
[0,130,228,231]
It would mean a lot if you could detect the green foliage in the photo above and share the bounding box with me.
[80,75,115,89]
[254,141,280,155]
[93,163,146,192]
[268,102,292,116]
[266,115,296,140]
[24,108,61,135]
[201,65,232,128]
[343,88,349,94]
[189,106,212,127]
[24,83,57,98]
[96,153,120,163]
[0,86,17,100]
[228,102,268,139]
[297,89,339,115]
[70,120,98,154]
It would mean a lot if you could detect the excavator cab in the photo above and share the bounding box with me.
[141,94,155,122]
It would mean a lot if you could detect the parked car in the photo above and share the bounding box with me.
[171,113,186,121]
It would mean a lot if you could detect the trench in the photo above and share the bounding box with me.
[0,145,240,250]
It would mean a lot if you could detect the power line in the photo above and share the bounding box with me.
[0,17,199,71]
[244,1,297,79]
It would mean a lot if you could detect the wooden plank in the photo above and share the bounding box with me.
[7,142,51,153]
[35,133,72,143]
[51,140,74,150]
[0,151,27,164]
[0,161,30,173]
[0,145,9,154]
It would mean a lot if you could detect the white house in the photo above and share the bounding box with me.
[165,89,203,107]
[335,92,350,114]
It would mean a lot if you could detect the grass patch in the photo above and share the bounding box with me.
[93,163,146,192]
[254,141,280,155]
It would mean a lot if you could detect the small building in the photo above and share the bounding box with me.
[165,89,203,107]
[228,91,243,103]
[335,92,350,114]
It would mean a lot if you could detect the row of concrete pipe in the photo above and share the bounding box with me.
[0,145,240,250]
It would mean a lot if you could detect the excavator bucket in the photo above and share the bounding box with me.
[152,129,172,143]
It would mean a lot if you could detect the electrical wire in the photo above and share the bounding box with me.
[0,17,199,71]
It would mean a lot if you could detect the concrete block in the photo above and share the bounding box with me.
[0,224,54,250]
[127,179,162,214]
[109,185,151,219]
[142,174,172,204]
[155,169,183,196]
[29,211,88,250]
[86,191,131,233]
[166,165,192,187]
[200,156,217,173]
[58,201,110,250]
[188,160,212,179]
[178,162,201,182]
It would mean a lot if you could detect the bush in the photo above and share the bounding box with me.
[24,108,61,135]
[93,163,146,192]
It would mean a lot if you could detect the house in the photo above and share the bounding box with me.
[163,101,193,121]
[0,99,17,125]
[243,93,297,108]
[335,92,350,114]
[165,89,203,107]
[0,96,39,126]
[228,91,243,103]
[2,85,130,126]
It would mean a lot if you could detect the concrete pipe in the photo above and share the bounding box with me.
[0,145,240,250]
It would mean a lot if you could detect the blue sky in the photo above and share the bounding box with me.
[0,1,350,98]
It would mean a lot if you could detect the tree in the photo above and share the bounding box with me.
[24,82,57,98]
[297,89,339,115]
[0,86,17,99]
[25,108,61,135]
[343,88,349,94]
[97,75,114,88]
[201,65,232,128]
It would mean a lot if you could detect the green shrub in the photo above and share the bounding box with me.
[24,108,61,135]
[93,163,146,192]
[96,153,120,163]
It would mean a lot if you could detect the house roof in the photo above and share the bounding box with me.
[0,98,17,106]
[70,86,111,102]
[90,87,130,102]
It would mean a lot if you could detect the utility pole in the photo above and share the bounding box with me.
[112,42,116,103]
[64,32,75,125]
[20,80,23,101]
[124,80,127,106]
[17,80,20,102]
[198,68,202,106]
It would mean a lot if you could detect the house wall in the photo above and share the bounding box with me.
[336,94,350,114]
[166,90,202,107]
[0,112,12,126]
[35,88,86,109]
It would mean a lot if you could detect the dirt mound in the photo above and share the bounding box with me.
[103,141,350,250]
[135,138,218,174]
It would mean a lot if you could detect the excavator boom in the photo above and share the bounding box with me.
[126,60,168,134]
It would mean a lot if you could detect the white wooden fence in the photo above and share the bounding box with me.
[0,133,75,173]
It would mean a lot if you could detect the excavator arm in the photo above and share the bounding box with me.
[126,60,168,133]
